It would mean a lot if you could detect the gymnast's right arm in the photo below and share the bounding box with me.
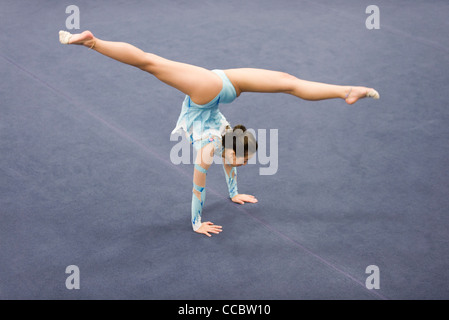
[191,146,222,237]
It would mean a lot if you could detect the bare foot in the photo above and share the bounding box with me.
[345,86,379,105]
[59,30,95,48]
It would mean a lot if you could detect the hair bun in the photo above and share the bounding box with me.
[222,123,258,156]
[233,124,247,132]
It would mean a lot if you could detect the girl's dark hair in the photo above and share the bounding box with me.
[222,124,258,158]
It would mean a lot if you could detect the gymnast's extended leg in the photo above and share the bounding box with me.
[223,68,379,105]
[59,30,222,105]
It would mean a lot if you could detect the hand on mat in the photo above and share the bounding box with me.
[195,222,223,237]
[232,194,258,205]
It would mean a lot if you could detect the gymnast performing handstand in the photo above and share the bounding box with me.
[59,30,379,237]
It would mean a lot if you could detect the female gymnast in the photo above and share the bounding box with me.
[59,30,379,237]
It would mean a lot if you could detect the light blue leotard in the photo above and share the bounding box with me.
[171,69,237,151]
[171,69,239,231]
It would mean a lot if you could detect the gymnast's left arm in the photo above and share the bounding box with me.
[222,163,258,205]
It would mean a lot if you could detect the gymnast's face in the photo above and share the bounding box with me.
[223,149,254,167]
